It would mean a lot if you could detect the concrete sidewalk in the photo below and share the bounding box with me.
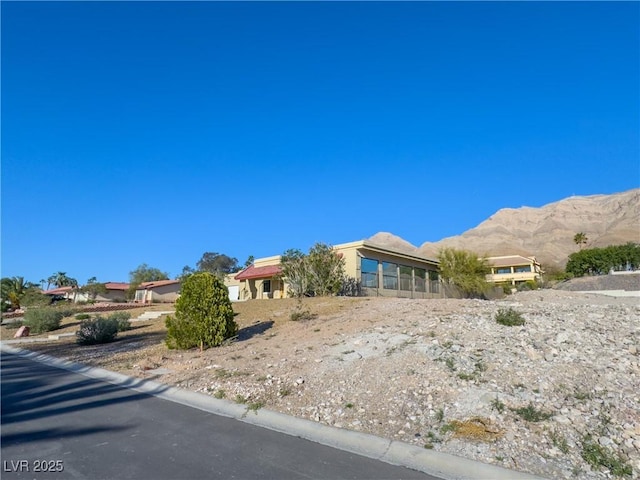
[0,343,546,480]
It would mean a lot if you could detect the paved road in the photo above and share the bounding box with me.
[1,352,439,480]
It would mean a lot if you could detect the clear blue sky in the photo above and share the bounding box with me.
[2,2,639,285]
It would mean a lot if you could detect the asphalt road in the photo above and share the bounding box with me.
[1,352,440,480]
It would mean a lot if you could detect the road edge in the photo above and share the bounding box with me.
[0,343,546,480]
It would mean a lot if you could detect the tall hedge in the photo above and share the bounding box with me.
[165,272,237,351]
[566,243,640,277]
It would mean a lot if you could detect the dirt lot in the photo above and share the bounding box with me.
[3,292,639,480]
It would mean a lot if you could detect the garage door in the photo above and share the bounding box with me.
[228,285,240,301]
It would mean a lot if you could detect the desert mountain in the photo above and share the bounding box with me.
[369,189,640,267]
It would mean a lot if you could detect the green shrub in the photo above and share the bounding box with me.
[107,312,131,331]
[499,284,514,295]
[55,307,78,318]
[495,307,525,326]
[517,280,539,291]
[23,308,64,334]
[581,435,632,477]
[76,317,119,345]
[165,272,237,351]
[75,313,91,320]
[511,403,553,422]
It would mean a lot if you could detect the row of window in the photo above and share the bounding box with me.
[361,258,438,292]
[493,265,532,274]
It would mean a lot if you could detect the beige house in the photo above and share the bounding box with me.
[227,240,441,300]
[43,283,130,303]
[134,280,181,304]
[486,255,542,286]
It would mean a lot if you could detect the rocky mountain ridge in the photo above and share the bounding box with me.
[369,189,640,267]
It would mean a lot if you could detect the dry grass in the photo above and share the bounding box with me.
[2,297,367,373]
[448,417,504,442]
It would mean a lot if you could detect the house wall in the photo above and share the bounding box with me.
[149,284,180,303]
[95,290,127,302]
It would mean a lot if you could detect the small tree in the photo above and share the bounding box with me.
[196,252,240,277]
[79,277,108,301]
[279,244,345,297]
[437,248,491,298]
[573,232,588,250]
[127,263,169,300]
[165,272,237,351]
[280,249,310,297]
[306,243,345,296]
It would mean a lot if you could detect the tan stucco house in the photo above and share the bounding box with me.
[486,255,542,286]
[227,240,441,300]
[134,280,181,304]
[43,283,130,303]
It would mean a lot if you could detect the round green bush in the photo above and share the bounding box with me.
[107,312,132,331]
[166,272,237,351]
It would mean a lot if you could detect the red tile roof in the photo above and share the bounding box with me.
[235,264,282,280]
[137,279,181,289]
[104,282,130,291]
[42,286,74,295]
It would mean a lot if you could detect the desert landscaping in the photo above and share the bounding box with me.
[3,285,639,480]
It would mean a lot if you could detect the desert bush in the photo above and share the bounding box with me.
[76,317,119,345]
[55,307,78,318]
[437,248,490,298]
[107,312,131,331]
[581,434,632,477]
[495,307,525,326]
[511,403,553,422]
[23,308,64,334]
[75,313,91,320]
[339,277,362,297]
[517,280,539,291]
[165,272,237,351]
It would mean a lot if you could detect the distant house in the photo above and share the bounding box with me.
[134,280,181,304]
[42,286,75,302]
[43,283,130,303]
[486,255,542,286]
[227,240,441,300]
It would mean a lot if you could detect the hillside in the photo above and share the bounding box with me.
[370,189,640,267]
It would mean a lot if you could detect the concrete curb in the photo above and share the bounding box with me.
[0,343,546,480]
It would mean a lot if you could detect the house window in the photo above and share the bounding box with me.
[135,290,145,302]
[361,258,379,288]
[429,270,439,293]
[399,266,412,291]
[414,268,426,292]
[514,265,531,273]
[382,262,398,290]
[263,280,271,293]
[496,267,512,274]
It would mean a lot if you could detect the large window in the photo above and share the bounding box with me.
[514,265,532,273]
[495,267,512,274]
[399,266,412,291]
[414,268,426,292]
[383,262,398,290]
[361,258,379,288]
[263,280,271,293]
[429,270,439,293]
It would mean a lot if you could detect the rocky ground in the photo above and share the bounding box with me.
[6,290,639,479]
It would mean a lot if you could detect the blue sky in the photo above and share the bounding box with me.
[2,2,639,285]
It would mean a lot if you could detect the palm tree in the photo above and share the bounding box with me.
[50,272,78,288]
[1,276,30,309]
[573,232,588,250]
